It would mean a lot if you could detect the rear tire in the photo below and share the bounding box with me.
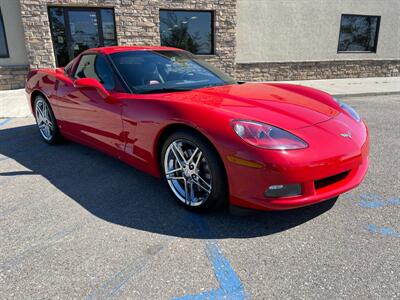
[34,95,61,144]
[161,129,228,212]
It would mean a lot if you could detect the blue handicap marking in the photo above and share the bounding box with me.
[366,224,400,238]
[206,242,244,298]
[359,194,385,208]
[0,118,11,127]
[387,197,400,205]
[357,194,400,238]
[359,194,400,209]
[173,214,246,300]
[173,241,246,300]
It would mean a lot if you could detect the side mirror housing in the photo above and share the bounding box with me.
[74,78,110,98]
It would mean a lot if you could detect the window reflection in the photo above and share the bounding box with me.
[49,8,69,66]
[110,51,235,93]
[49,7,117,66]
[0,9,9,58]
[160,10,214,55]
[101,9,116,45]
[68,11,100,57]
[338,15,380,52]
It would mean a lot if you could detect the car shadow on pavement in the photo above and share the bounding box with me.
[0,124,337,239]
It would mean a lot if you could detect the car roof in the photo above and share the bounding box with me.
[88,45,183,55]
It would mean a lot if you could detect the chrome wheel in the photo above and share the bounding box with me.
[164,139,212,206]
[35,97,55,141]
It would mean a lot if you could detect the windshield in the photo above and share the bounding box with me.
[110,50,236,93]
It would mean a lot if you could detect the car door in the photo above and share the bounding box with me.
[55,53,125,157]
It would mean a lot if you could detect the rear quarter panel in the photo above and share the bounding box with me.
[25,69,59,117]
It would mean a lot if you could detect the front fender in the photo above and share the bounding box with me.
[119,96,241,178]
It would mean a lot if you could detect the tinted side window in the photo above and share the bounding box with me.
[64,59,74,75]
[74,54,98,80]
[94,55,115,90]
[74,54,115,90]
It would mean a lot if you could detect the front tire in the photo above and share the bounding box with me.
[34,95,61,144]
[161,130,228,212]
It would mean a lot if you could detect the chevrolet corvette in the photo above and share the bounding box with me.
[25,46,369,211]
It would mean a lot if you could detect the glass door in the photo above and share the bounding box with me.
[49,7,117,66]
[67,10,100,58]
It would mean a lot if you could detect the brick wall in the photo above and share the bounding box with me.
[18,0,237,76]
[11,0,400,91]
[236,60,400,81]
[0,65,29,90]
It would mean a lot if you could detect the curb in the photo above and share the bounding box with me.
[332,91,400,98]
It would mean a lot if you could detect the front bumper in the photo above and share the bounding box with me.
[230,157,368,211]
[224,128,369,211]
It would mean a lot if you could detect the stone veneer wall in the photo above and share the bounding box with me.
[18,0,237,76]
[0,65,29,90]
[12,0,400,90]
[236,60,400,81]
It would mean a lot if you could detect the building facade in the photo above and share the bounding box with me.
[0,0,399,90]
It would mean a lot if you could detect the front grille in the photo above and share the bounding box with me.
[314,171,349,190]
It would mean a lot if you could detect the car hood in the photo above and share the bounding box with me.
[157,82,340,130]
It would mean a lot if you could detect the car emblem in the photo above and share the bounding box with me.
[340,132,352,138]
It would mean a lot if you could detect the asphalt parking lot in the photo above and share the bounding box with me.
[0,94,399,299]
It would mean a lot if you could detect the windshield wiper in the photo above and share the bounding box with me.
[138,87,193,94]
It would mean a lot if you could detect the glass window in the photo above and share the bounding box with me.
[110,50,235,94]
[94,55,115,90]
[0,9,9,58]
[101,9,117,46]
[338,14,380,52]
[64,59,75,75]
[48,7,117,66]
[49,7,69,66]
[160,10,214,55]
[74,54,98,79]
[74,54,115,90]
[67,10,100,58]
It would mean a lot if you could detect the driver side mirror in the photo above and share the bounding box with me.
[74,78,110,98]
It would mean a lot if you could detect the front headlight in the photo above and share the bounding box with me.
[333,97,361,122]
[231,120,308,150]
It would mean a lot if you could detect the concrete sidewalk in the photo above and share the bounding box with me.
[274,76,400,97]
[0,89,28,118]
[1,77,400,118]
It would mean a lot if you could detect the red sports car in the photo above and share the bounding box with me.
[25,46,369,211]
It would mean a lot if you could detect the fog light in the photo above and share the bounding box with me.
[264,184,302,198]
